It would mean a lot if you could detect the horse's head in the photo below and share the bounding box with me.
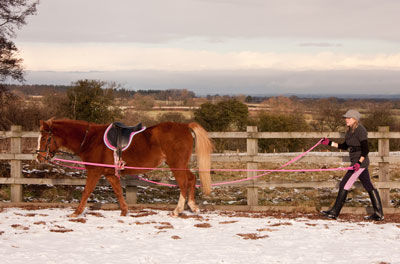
[36,119,62,163]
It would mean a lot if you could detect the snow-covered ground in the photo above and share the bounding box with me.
[1,207,399,264]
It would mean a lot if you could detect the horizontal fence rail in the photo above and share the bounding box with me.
[0,125,399,211]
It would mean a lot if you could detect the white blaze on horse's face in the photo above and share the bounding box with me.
[36,133,42,162]
[36,130,53,163]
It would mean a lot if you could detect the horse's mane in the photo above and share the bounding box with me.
[44,119,95,136]
[49,119,106,129]
[51,118,88,125]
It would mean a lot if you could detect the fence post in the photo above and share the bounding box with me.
[10,125,23,202]
[378,126,390,208]
[246,126,258,206]
[125,184,138,204]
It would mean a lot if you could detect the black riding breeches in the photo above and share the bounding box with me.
[339,168,375,192]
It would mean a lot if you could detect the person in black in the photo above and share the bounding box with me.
[321,109,384,221]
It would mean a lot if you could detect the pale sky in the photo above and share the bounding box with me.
[13,0,400,95]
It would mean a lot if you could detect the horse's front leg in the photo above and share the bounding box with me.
[105,174,128,216]
[70,169,101,217]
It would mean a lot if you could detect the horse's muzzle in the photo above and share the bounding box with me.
[35,150,50,164]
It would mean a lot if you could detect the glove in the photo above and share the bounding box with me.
[321,138,330,146]
[353,162,361,171]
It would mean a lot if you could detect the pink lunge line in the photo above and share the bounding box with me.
[53,138,327,172]
[53,158,351,173]
[51,138,354,187]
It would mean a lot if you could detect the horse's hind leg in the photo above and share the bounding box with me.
[172,171,199,215]
[71,169,101,217]
[187,170,199,214]
[172,171,188,217]
[105,174,128,216]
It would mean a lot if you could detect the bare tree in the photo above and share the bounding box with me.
[0,0,39,82]
[311,98,343,131]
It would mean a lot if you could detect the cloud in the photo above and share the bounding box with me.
[18,43,400,72]
[18,0,400,43]
[299,43,342,47]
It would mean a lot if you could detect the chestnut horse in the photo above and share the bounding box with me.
[36,119,213,217]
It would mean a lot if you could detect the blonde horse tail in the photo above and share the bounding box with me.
[189,122,213,196]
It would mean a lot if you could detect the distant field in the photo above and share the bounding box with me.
[143,110,194,119]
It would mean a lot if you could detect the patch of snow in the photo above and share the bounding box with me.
[0,208,398,264]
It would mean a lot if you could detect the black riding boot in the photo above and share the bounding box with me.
[322,189,348,219]
[365,189,384,221]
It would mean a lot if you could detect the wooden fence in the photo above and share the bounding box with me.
[1,125,400,211]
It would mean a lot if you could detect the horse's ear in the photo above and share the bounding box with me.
[40,120,50,131]
[45,117,55,129]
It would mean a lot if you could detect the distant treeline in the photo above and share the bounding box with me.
[4,84,198,101]
[5,84,72,95]
[5,84,400,104]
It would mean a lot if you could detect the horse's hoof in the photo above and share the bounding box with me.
[120,211,128,216]
[190,207,200,214]
[68,213,79,218]
[170,210,180,217]
[188,201,200,214]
